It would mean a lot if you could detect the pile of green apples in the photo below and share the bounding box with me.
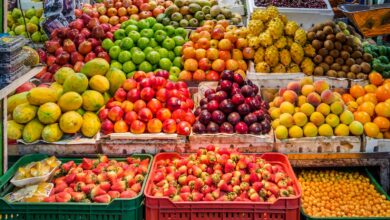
[102,17,188,81]
[7,7,48,43]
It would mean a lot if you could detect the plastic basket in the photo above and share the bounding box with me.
[0,65,30,89]
[0,153,153,220]
[0,36,27,52]
[145,152,301,220]
[0,53,28,74]
[301,168,390,220]
[0,49,23,63]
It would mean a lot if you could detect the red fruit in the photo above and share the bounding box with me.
[70,51,84,65]
[127,88,141,102]
[16,82,36,93]
[61,161,76,173]
[101,119,114,135]
[147,118,163,133]
[199,58,211,71]
[122,79,138,91]
[166,97,181,111]
[84,52,96,62]
[111,180,127,192]
[140,87,155,101]
[147,98,162,114]
[176,121,191,135]
[120,190,137,198]
[133,100,146,113]
[172,109,186,123]
[130,120,146,134]
[55,192,72,202]
[162,119,176,133]
[90,186,107,199]
[78,41,93,55]
[108,106,124,122]
[65,173,76,184]
[45,40,61,53]
[108,191,121,199]
[43,195,56,202]
[56,52,70,65]
[156,108,171,122]
[93,194,111,203]
[130,182,142,193]
[81,184,95,194]
[54,182,68,193]
[184,112,196,125]
[114,88,127,102]
[275,172,286,183]
[124,111,138,125]
[179,192,192,201]
[224,159,235,173]
[156,88,168,102]
[99,181,111,192]
[70,192,86,202]
[137,108,153,122]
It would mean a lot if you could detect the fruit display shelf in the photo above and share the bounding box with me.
[363,135,390,153]
[246,0,334,30]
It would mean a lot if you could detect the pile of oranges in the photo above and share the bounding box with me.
[342,72,390,138]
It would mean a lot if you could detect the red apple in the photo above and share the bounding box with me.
[124,111,138,125]
[101,119,114,134]
[138,108,153,122]
[84,52,96,62]
[108,106,124,122]
[127,88,140,102]
[98,108,109,121]
[130,120,146,134]
[71,51,84,65]
[147,98,162,114]
[156,108,172,122]
[140,87,155,101]
[162,119,176,133]
[122,79,138,91]
[156,88,168,103]
[16,82,36,93]
[114,88,127,102]
[78,41,92,55]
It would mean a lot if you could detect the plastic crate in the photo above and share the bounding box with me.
[0,153,153,220]
[0,65,30,89]
[145,152,301,220]
[0,49,23,63]
[0,53,28,74]
[0,36,27,53]
[301,169,390,220]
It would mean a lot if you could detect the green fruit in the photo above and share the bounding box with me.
[111,60,123,70]
[122,61,136,73]
[12,8,22,19]
[149,38,158,48]
[210,5,221,17]
[175,28,187,38]
[36,8,44,18]
[37,102,62,124]
[173,36,185,46]
[216,14,225,20]
[137,37,150,49]
[102,38,115,51]
[202,6,211,14]
[162,17,171,26]
[140,28,154,38]
[156,14,166,23]
[132,50,145,64]
[152,23,164,31]
[109,46,121,59]
[170,66,181,76]
[189,18,199,27]
[31,32,41,43]
[147,51,161,64]
[171,12,183,22]
[162,38,175,50]
[130,47,141,54]
[159,58,172,70]
[114,29,126,40]
[22,119,44,143]
[189,3,202,13]
[81,58,110,77]
[169,21,179,28]
[106,68,126,95]
[173,57,182,68]
[154,30,167,43]
[25,8,36,19]
[169,74,178,82]
[168,51,175,61]
[139,61,153,72]
[63,73,89,94]
[128,30,141,42]
[118,50,132,63]
[174,46,183,57]
[14,25,25,35]
[13,103,38,124]
[164,25,175,37]
[174,0,185,7]
[54,67,75,84]
[195,11,205,21]
[165,5,180,16]
[7,120,24,140]
[180,19,189,28]
[146,17,157,27]
[120,20,132,29]
[114,40,122,46]
[137,19,150,30]
[143,47,154,55]
[29,16,39,25]
[41,33,48,42]
[158,48,169,59]
[125,25,138,34]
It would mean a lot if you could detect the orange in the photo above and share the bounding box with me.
[364,122,380,138]
[376,85,390,102]
[354,111,371,124]
[364,84,377,93]
[178,70,192,81]
[368,72,384,86]
[362,93,377,104]
[183,59,198,72]
[356,97,364,105]
[358,102,375,116]
[375,102,390,117]
[373,116,390,132]
[342,94,355,104]
[347,101,358,112]
[350,85,365,99]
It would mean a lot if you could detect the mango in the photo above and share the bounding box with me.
[81,112,101,137]
[37,102,62,124]
[89,75,110,93]
[59,111,83,134]
[7,92,28,113]
[42,123,63,142]
[81,58,110,77]
[27,87,58,105]
[63,73,88,94]
[58,92,83,112]
[50,82,64,99]
[7,120,24,140]
[22,119,44,143]
[13,103,38,124]
[54,67,75,84]
[82,90,105,112]
[106,67,126,96]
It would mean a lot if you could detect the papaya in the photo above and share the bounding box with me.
[81,112,101,137]
[63,73,89,94]
[42,123,63,142]
[13,103,38,124]
[82,90,105,111]
[59,111,83,133]
[7,92,28,113]
[58,92,83,112]
[27,87,58,105]
[37,102,62,124]
[7,120,24,140]
[22,119,44,143]
[50,82,64,99]
[106,67,126,96]
[89,75,110,93]
[54,67,75,84]
[80,58,110,77]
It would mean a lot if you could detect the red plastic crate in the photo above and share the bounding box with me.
[145,152,301,220]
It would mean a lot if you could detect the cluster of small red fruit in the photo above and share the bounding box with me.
[44,155,149,203]
[99,70,195,135]
[149,145,296,202]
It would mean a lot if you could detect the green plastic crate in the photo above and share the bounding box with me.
[301,168,390,220]
[0,153,153,220]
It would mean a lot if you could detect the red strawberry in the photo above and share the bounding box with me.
[97,173,108,182]
[205,145,215,152]
[81,183,95,194]
[63,187,74,193]
[203,175,212,186]
[240,182,250,191]
[203,193,215,201]
[178,175,187,185]
[249,173,259,183]
[99,181,111,192]
[163,186,177,197]
[224,159,235,173]
[93,194,111,203]
[54,182,68,193]
[217,147,230,155]
[211,188,220,199]
[73,182,86,191]
[65,173,76,184]
[111,180,127,192]
[221,173,232,183]
[252,182,263,192]
[81,158,94,170]
[171,194,183,201]
[120,190,137,198]
[275,172,286,183]
[130,182,142,193]
[211,173,221,184]
[108,191,120,199]
[55,192,71,202]
[230,177,240,186]
[76,172,87,182]
[134,174,144,183]
[279,189,289,197]
[249,192,260,201]
[267,194,277,203]
[272,164,283,173]
[90,186,106,198]
[201,185,212,194]
[217,180,230,192]
[43,195,56,202]
[232,185,241,194]
[70,191,86,202]
[227,192,237,201]
[180,185,191,193]
[191,192,203,201]
[236,158,247,170]
[61,161,76,173]
[277,179,288,188]
[179,192,192,201]
[241,174,250,183]
[264,182,279,195]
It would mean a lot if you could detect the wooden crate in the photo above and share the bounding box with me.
[100,133,187,155]
[188,131,274,153]
[350,79,369,87]
[275,135,362,153]
[10,143,98,156]
[312,76,350,89]
[364,135,390,152]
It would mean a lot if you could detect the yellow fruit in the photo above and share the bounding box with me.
[7,120,24,140]
[41,123,63,142]
[270,108,281,119]
[50,82,64,99]
[82,90,105,112]
[318,124,333,136]
[316,103,330,116]
[13,103,38,124]
[279,113,294,128]
[63,73,89,94]
[303,122,318,137]
[364,122,380,138]
[293,112,307,127]
[58,92,83,112]
[289,125,303,138]
[81,112,101,137]
[54,67,75,84]
[275,125,288,140]
[330,101,344,115]
[340,110,354,125]
[59,111,83,134]
[106,67,126,96]
[300,103,315,116]
[22,119,44,143]
[334,124,349,136]
[310,112,325,126]
[271,119,280,129]
[349,121,364,136]
[280,101,295,114]
[325,114,340,128]
[37,102,61,124]
[7,92,28,113]
[80,58,110,77]
[89,75,110,93]
[27,87,58,105]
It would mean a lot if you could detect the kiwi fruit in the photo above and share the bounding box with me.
[357,73,367,80]
[336,32,346,42]
[316,31,326,40]
[323,26,334,35]
[363,53,373,62]
[340,51,350,60]
[337,71,347,78]
[333,26,342,33]
[313,23,324,32]
[351,51,362,59]
[343,45,353,53]
[346,58,355,66]
[330,49,340,58]
[334,42,343,51]
[314,66,324,76]
[350,64,361,73]
[355,58,363,65]
[336,58,345,65]
[347,72,356,79]
[346,36,354,46]
[307,32,316,41]
[326,34,335,41]
[319,63,330,72]
[324,40,334,50]
[312,40,323,50]
[313,55,323,64]
[331,63,341,71]
[327,70,337,77]
[360,62,371,73]
[341,65,350,73]
[325,56,334,65]
[323,21,335,27]
[318,48,329,57]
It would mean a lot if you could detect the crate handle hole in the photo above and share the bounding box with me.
[122,149,127,155]
[299,147,303,153]
[337,146,341,152]
[318,146,322,153]
[374,146,378,152]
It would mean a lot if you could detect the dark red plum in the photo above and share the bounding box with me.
[232,83,240,89]
[194,107,202,116]
[221,70,234,81]
[227,112,241,125]
[215,91,228,103]
[199,110,212,125]
[200,98,208,106]
[233,73,244,85]
[261,120,271,134]
[248,97,261,111]
[231,87,241,95]
[253,110,265,121]
[193,121,206,134]
[220,80,232,92]
[232,93,245,105]
[252,85,259,95]
[219,99,235,114]
[208,93,217,102]
[207,122,220,133]
[261,101,270,110]
[201,104,208,110]
[207,100,219,112]
[212,110,226,124]
[235,122,248,134]
[241,85,254,97]
[204,89,215,98]
[219,122,234,133]
[244,113,258,125]
[255,95,262,102]
[216,85,222,92]
[249,122,262,135]
[237,103,251,116]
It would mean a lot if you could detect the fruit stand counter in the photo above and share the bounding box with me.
[288,152,390,193]
[0,66,45,173]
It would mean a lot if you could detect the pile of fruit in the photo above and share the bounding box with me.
[363,42,390,78]
[7,58,127,143]
[44,155,150,203]
[248,7,314,75]
[342,72,390,138]
[104,18,187,80]
[149,146,297,202]
[193,71,271,135]
[254,0,327,8]
[157,0,242,28]
[306,21,372,79]
[270,77,364,140]
[299,170,390,217]
[181,20,250,81]
[7,7,48,43]
[98,71,195,135]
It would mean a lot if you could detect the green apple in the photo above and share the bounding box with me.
[173,57,183,68]
[149,38,158,48]
[114,40,122,46]
[147,51,161,65]
[111,60,123,70]
[146,17,157,27]
[168,51,175,61]
[123,61,136,73]
[169,21,179,28]
[125,25,138,34]
[139,61,153,72]
[128,30,141,43]
[130,47,141,54]
[170,66,181,76]
[159,58,172,70]
[120,37,134,50]
[109,46,121,59]
[180,19,189,28]
[158,48,169,59]
[162,17,171,26]
[174,46,182,56]
[137,19,150,30]
[164,25,175,37]
[102,38,115,51]
[162,38,175,50]
[128,19,138,26]
[154,30,167,43]
[114,29,126,40]
[169,74,178,82]
[140,28,154,38]
[137,37,150,49]
[175,27,187,38]
[173,36,185,46]
[143,47,154,55]
[152,23,164,31]
[132,50,146,64]
[118,51,132,63]
[127,71,136,79]
[120,20,132,29]
[156,13,166,23]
